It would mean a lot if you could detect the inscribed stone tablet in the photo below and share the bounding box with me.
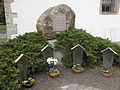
[52,14,66,32]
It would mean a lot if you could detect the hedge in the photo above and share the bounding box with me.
[55,28,120,68]
[0,31,47,89]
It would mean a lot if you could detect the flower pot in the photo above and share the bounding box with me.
[73,70,83,73]
[72,64,84,74]
[102,73,112,77]
[22,78,35,88]
[49,69,60,78]
[23,84,33,88]
[50,73,58,78]
[22,82,34,88]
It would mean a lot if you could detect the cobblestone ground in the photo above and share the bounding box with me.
[24,66,120,90]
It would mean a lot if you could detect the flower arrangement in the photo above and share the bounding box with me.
[49,68,60,78]
[47,57,58,68]
[102,68,112,77]
[72,64,84,73]
[22,78,35,88]
[47,57,60,78]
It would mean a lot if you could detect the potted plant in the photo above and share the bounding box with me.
[47,57,60,78]
[72,64,84,73]
[49,68,60,78]
[22,77,35,88]
[102,68,112,77]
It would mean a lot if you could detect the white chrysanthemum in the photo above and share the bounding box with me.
[47,57,58,65]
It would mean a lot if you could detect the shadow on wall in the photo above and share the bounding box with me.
[0,0,7,43]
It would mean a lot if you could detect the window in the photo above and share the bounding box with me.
[0,1,6,25]
[100,0,119,14]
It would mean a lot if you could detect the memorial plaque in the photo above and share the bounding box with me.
[15,54,30,82]
[101,47,117,69]
[41,45,54,70]
[71,44,86,65]
[52,14,66,32]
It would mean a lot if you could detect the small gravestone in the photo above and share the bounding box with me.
[41,45,54,70]
[71,44,86,64]
[15,54,30,82]
[52,14,66,32]
[101,47,117,69]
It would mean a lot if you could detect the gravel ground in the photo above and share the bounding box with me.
[23,66,120,90]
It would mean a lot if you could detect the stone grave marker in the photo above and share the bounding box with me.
[71,44,86,65]
[36,4,75,39]
[101,47,117,69]
[15,54,30,82]
[41,45,54,70]
[52,14,66,32]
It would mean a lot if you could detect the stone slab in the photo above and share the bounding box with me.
[52,14,66,32]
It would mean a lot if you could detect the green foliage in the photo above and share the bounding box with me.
[0,31,47,89]
[55,28,120,68]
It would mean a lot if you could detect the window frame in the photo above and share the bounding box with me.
[100,0,119,15]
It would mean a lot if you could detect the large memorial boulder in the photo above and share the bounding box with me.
[36,4,75,39]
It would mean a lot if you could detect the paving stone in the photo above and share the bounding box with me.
[77,85,86,89]
[23,67,120,90]
[93,88,102,90]
[68,86,77,90]
[84,87,93,90]
[60,88,68,90]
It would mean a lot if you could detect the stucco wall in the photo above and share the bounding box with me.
[12,0,120,41]
[4,0,17,39]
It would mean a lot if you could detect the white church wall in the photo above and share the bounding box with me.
[11,0,120,41]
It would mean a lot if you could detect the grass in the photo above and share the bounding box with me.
[0,24,6,33]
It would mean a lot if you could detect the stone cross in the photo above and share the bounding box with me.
[15,54,30,82]
[41,45,54,70]
[52,14,66,32]
[101,47,117,69]
[71,44,86,65]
